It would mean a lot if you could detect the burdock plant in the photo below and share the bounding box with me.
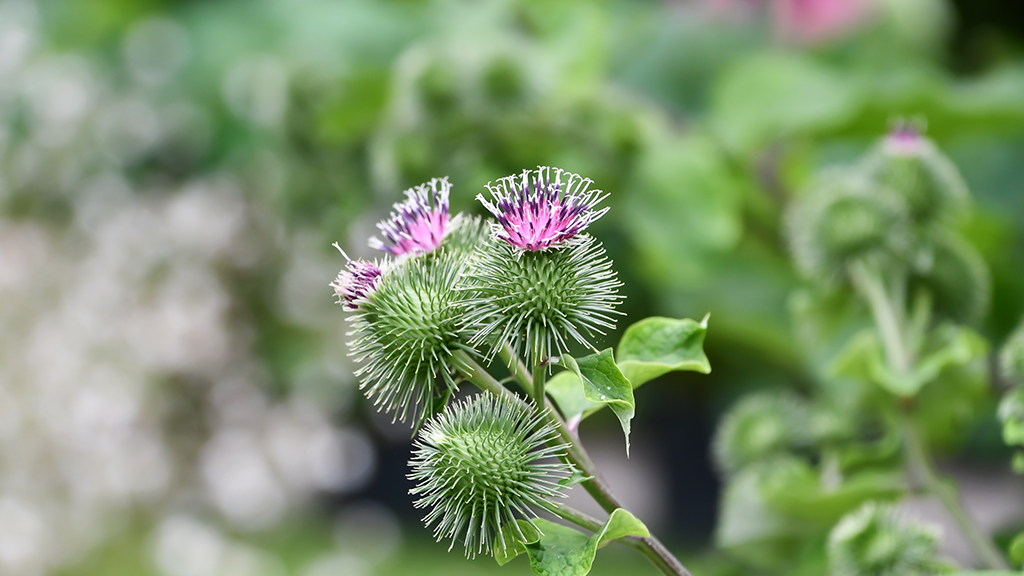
[333,168,711,575]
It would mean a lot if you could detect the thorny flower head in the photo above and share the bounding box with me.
[347,251,473,424]
[478,166,609,251]
[408,393,574,558]
[370,177,454,256]
[330,244,383,311]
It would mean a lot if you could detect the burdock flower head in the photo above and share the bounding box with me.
[860,123,969,228]
[370,177,455,256]
[478,165,609,252]
[330,245,384,311]
[345,249,473,424]
[464,167,622,367]
[408,393,575,558]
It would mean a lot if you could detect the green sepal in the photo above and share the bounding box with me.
[830,324,987,398]
[494,521,541,566]
[495,510,649,575]
[558,350,635,454]
[558,470,594,488]
[617,314,711,387]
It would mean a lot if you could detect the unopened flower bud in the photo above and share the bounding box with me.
[347,251,471,423]
[786,171,911,286]
[712,391,810,475]
[909,230,989,325]
[408,393,574,557]
[860,126,969,228]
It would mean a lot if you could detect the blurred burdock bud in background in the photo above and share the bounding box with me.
[786,171,911,286]
[464,167,622,366]
[860,125,969,229]
[908,230,990,325]
[807,402,859,447]
[712,390,810,475]
[408,393,574,558]
[828,502,946,576]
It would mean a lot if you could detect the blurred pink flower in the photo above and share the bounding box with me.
[706,0,875,44]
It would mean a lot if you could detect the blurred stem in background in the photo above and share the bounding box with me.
[853,264,1010,570]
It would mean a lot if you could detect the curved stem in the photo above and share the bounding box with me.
[902,417,1010,570]
[849,261,912,374]
[499,344,533,390]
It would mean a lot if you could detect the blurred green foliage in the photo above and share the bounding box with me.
[9,0,1024,573]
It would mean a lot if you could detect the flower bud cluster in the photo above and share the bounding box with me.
[786,125,989,324]
[331,167,618,556]
[829,502,945,576]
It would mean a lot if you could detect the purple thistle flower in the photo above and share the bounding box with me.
[331,243,383,310]
[883,121,925,155]
[477,166,609,251]
[370,177,452,256]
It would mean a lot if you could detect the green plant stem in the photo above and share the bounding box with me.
[533,364,546,404]
[849,261,912,374]
[453,350,693,576]
[848,263,1009,570]
[453,350,518,401]
[499,344,533,390]
[902,417,1010,570]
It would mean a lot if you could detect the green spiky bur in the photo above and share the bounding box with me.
[347,250,472,424]
[909,230,990,325]
[461,233,623,367]
[408,393,575,558]
[860,135,969,228]
[829,502,946,576]
[787,172,911,287]
[712,391,810,475]
[441,214,489,256]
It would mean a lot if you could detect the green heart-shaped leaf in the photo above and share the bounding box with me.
[547,317,710,437]
[495,509,649,575]
[617,315,711,387]
[560,350,635,453]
